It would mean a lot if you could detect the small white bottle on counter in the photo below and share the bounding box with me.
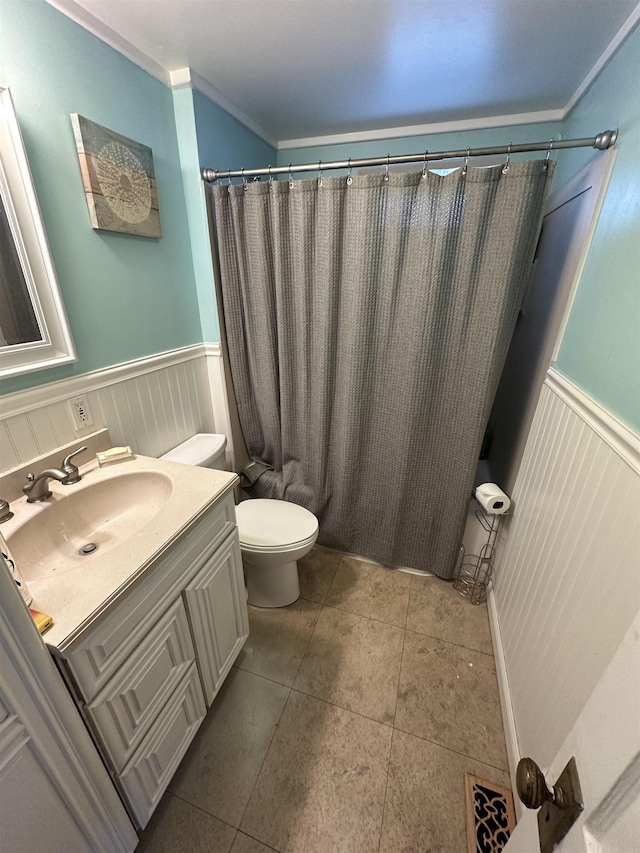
[0,530,32,606]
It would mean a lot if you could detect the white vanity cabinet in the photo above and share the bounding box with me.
[53,488,249,829]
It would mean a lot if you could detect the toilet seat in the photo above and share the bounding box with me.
[240,533,318,555]
[235,499,318,549]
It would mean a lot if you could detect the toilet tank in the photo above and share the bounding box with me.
[160,433,227,469]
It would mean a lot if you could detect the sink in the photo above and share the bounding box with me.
[0,451,238,649]
[7,471,173,581]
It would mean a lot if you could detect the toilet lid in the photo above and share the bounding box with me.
[236,499,318,548]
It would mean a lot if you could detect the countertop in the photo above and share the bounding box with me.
[2,455,238,650]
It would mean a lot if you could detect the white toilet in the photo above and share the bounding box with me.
[160,434,319,608]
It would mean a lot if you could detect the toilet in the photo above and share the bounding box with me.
[160,434,319,608]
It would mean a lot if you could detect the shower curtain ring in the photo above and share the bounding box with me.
[347,157,353,185]
[317,160,322,187]
[502,143,512,174]
[384,154,390,182]
[227,168,232,193]
[288,164,294,189]
[421,150,428,179]
[268,164,274,185]
[462,147,470,177]
[543,139,554,172]
[241,167,247,191]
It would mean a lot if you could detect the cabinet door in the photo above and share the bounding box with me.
[183,530,249,706]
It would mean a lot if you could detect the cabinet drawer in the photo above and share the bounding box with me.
[118,664,205,829]
[86,598,195,772]
[64,491,236,700]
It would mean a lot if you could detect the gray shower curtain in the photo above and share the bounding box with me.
[211,162,553,578]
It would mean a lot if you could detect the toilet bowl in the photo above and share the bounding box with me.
[235,498,318,607]
[160,434,319,608]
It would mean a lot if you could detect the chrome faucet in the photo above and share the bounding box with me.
[23,446,87,503]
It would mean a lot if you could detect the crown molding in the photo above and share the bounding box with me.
[276,110,565,151]
[47,0,640,150]
[564,1,640,117]
[169,68,277,149]
[45,0,170,85]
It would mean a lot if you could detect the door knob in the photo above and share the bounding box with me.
[516,757,554,809]
[516,757,583,853]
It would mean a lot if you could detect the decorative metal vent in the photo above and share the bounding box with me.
[465,772,516,853]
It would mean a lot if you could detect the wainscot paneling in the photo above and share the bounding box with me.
[0,345,220,473]
[492,367,640,772]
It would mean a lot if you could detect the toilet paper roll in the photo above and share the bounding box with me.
[474,482,511,515]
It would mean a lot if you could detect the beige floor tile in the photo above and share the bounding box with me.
[298,548,341,603]
[230,832,277,853]
[407,575,493,655]
[137,792,237,853]
[379,729,511,853]
[294,605,404,724]
[241,690,392,853]
[236,599,322,686]
[325,556,411,627]
[395,631,508,770]
[169,668,289,827]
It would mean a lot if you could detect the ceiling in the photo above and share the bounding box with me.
[49,0,640,146]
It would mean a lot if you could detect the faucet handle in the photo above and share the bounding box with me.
[0,498,13,523]
[61,445,87,483]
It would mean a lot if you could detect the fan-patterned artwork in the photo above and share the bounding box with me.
[71,114,161,238]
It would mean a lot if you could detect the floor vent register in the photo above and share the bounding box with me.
[465,771,517,853]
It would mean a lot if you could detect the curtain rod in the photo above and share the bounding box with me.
[201,129,617,183]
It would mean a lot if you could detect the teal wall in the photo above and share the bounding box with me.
[276,122,563,172]
[172,86,220,341]
[552,27,640,432]
[187,89,276,341]
[0,0,201,395]
[193,90,275,179]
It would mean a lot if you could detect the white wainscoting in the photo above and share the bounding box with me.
[492,367,640,775]
[0,345,222,473]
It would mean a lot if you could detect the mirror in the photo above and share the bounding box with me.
[0,85,76,379]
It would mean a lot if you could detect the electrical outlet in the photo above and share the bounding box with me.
[69,396,94,430]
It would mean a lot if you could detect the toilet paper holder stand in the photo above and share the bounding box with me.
[453,502,504,605]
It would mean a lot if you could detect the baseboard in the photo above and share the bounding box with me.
[487,584,522,818]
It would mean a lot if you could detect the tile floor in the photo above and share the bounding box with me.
[137,549,511,853]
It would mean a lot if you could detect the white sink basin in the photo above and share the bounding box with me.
[7,471,173,580]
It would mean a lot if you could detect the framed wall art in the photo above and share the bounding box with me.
[71,114,162,238]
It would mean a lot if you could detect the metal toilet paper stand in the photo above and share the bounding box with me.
[453,503,504,605]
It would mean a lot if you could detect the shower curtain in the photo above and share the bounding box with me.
[211,162,554,578]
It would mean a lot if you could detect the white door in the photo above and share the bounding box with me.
[485,149,616,493]
[505,610,640,852]
[0,557,137,852]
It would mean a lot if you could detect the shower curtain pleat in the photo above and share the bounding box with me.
[211,162,554,578]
